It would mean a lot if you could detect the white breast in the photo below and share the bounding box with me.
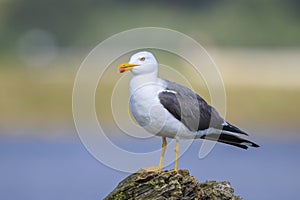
[129,82,165,133]
[129,79,197,139]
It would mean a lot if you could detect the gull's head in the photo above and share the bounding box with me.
[118,51,158,75]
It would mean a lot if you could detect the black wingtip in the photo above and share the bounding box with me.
[251,142,260,148]
[222,122,249,136]
[201,133,260,150]
[239,140,260,149]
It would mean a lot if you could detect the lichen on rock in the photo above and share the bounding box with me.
[105,169,241,200]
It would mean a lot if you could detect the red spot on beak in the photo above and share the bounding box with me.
[119,68,125,73]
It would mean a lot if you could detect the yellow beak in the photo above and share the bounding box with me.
[118,62,139,73]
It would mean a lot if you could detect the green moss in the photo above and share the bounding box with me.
[105,169,241,200]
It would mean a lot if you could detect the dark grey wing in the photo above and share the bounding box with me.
[159,79,259,149]
[158,79,224,132]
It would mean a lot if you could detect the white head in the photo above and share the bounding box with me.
[118,51,158,75]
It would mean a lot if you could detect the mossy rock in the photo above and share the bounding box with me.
[105,169,241,200]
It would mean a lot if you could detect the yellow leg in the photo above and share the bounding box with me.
[158,137,167,172]
[174,139,180,172]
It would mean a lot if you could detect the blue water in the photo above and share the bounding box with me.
[0,137,299,200]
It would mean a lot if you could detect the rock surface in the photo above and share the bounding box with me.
[105,169,241,200]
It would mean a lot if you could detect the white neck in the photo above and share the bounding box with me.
[129,70,158,94]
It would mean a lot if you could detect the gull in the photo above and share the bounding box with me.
[117,51,259,172]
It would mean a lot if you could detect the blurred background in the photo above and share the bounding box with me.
[1,0,300,199]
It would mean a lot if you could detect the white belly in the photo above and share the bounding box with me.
[129,83,196,139]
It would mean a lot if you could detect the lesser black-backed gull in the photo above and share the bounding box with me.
[117,51,259,172]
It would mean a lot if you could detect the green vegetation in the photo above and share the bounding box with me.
[1,49,300,134]
[1,0,300,58]
[1,1,300,138]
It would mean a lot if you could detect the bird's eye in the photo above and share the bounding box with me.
[139,57,145,61]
